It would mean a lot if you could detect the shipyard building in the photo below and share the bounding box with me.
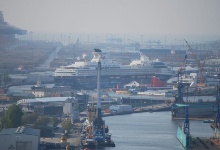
[17,93,89,116]
[109,105,133,113]
[0,126,40,150]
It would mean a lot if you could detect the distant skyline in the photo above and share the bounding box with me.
[0,0,220,44]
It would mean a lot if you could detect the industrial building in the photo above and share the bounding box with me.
[63,97,80,122]
[109,105,133,113]
[0,126,40,150]
[31,87,76,98]
[17,93,89,116]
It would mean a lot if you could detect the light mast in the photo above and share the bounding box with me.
[93,49,105,143]
[93,49,115,147]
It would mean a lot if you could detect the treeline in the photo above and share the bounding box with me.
[0,104,73,132]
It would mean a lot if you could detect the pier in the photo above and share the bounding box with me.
[40,123,81,150]
[189,137,220,150]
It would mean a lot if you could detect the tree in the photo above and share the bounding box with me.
[22,112,39,125]
[61,119,73,132]
[1,104,23,128]
[36,116,50,126]
[0,65,11,86]
[51,116,59,127]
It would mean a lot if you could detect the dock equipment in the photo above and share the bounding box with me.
[185,39,206,87]
[175,66,192,149]
[210,74,220,140]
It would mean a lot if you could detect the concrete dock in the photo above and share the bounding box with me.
[190,137,220,150]
[40,123,81,150]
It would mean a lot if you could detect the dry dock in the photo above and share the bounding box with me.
[190,137,220,150]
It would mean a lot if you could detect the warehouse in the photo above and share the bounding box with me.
[109,105,133,113]
[0,126,40,150]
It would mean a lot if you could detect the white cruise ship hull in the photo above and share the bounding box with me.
[53,50,173,89]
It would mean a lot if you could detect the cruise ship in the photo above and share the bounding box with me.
[53,49,173,89]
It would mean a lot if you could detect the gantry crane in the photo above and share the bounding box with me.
[127,38,140,50]
[184,39,206,87]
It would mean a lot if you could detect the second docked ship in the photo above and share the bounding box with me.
[53,49,172,89]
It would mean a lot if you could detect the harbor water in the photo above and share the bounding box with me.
[100,111,213,150]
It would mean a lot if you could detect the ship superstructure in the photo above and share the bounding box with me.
[53,49,172,89]
[167,73,198,87]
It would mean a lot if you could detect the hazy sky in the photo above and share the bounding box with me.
[0,0,220,42]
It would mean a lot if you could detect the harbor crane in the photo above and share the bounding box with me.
[127,38,140,50]
[127,38,140,45]
[145,40,162,48]
[184,39,206,87]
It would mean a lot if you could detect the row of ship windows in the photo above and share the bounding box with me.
[56,69,160,74]
[57,70,75,72]
[78,71,149,75]
[56,68,162,73]
[153,66,168,68]
[55,68,169,75]
[59,66,121,71]
[55,74,75,76]
[56,71,161,76]
[76,67,120,69]
[56,68,165,75]
[63,65,151,69]
[77,69,156,73]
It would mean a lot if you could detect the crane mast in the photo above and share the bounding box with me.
[184,39,206,87]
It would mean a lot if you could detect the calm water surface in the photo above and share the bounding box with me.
[100,111,213,150]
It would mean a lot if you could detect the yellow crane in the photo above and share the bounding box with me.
[184,39,206,87]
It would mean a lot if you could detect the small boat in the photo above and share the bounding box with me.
[149,110,154,113]
[81,137,97,149]
[103,133,116,147]
[203,119,214,123]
